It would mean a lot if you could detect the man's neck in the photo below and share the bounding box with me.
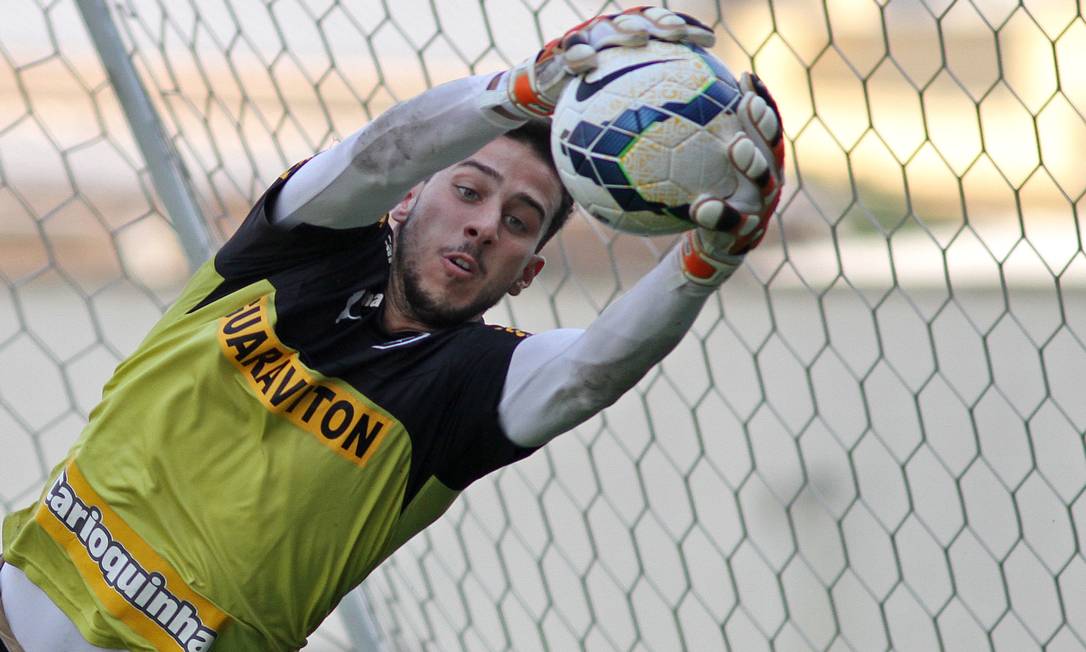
[379,292,485,335]
[380,303,431,335]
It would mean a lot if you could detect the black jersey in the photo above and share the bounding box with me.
[207,161,540,494]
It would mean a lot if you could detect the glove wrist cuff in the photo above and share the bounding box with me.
[679,230,743,286]
[505,61,556,119]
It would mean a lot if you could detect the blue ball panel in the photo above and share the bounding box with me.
[567,148,597,182]
[662,94,723,127]
[593,129,634,157]
[704,79,740,111]
[608,187,650,211]
[569,121,603,149]
[611,106,668,133]
[592,158,630,187]
[664,203,692,222]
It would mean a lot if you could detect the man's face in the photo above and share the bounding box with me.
[386,136,563,330]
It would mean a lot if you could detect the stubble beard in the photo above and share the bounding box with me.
[388,209,510,330]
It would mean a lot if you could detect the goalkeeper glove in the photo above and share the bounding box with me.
[497,7,715,120]
[679,72,785,287]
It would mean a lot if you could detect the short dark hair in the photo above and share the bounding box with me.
[501,121,574,250]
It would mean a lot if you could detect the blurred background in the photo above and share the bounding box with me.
[2,0,1085,650]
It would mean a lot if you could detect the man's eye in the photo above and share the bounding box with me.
[504,215,528,233]
[456,186,480,201]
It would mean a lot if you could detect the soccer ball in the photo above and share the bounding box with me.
[551,40,744,235]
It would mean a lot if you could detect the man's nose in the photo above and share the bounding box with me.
[464,209,500,244]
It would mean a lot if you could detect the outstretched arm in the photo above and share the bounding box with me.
[270,7,715,229]
[499,246,717,447]
[270,74,520,229]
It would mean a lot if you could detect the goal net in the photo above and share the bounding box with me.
[2,0,1084,649]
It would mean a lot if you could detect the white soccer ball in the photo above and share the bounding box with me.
[551,40,746,235]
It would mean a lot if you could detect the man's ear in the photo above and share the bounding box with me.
[389,182,425,229]
[508,255,546,296]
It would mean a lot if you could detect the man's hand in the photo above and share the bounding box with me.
[680,72,785,286]
[500,7,715,120]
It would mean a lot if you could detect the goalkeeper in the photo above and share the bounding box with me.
[0,7,783,652]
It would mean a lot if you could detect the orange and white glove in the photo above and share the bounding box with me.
[680,72,785,286]
[497,7,715,120]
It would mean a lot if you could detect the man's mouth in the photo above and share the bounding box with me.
[444,252,480,277]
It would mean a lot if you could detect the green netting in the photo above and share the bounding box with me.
[1,0,1085,649]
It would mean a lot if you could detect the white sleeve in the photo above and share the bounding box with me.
[499,244,720,447]
[270,74,525,229]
